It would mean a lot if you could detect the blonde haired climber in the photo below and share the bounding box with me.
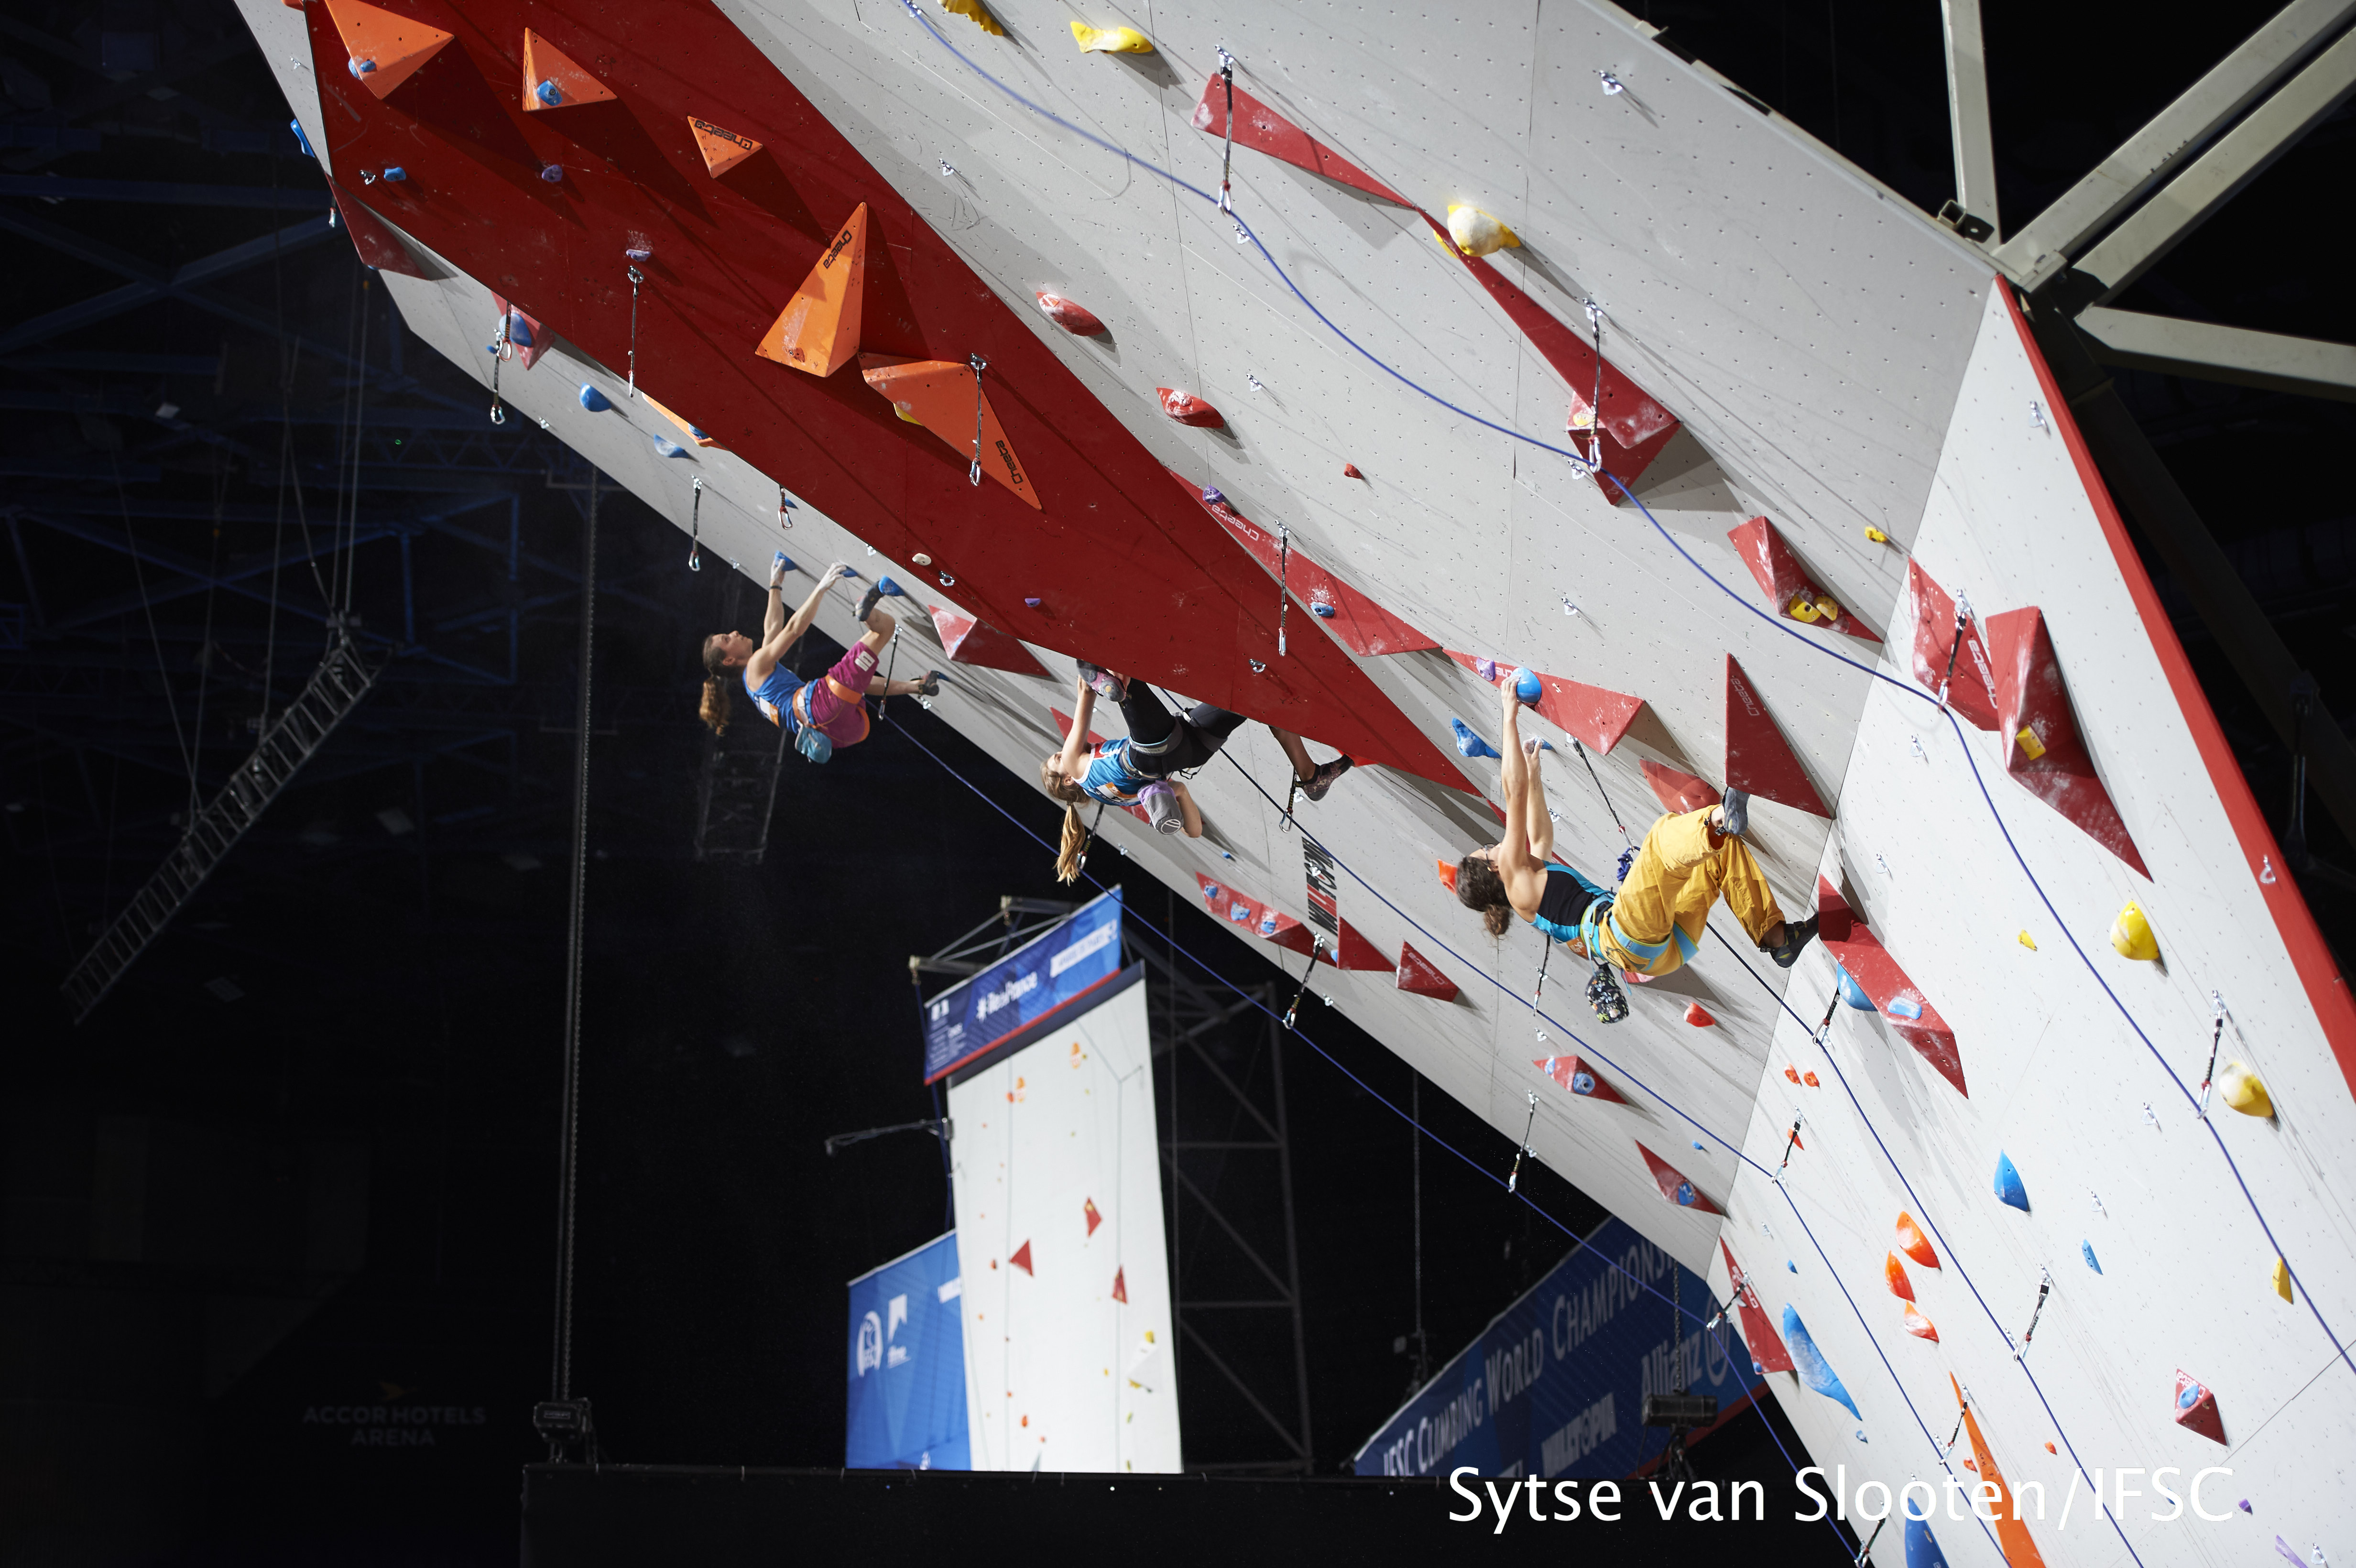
[1450,678,1816,1004]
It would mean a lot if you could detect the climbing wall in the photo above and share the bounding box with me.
[241,0,2356,1557]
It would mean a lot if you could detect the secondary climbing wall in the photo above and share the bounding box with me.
[241,0,2356,1559]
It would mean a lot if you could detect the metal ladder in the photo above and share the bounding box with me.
[62,636,379,1023]
[692,716,789,864]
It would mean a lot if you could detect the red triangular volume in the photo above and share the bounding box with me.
[1266,915,1389,970]
[2172,1370,2225,1445]
[1083,1198,1102,1237]
[1537,1054,1625,1104]
[1176,472,1438,656]
[1719,1239,1796,1373]
[1725,517,1881,644]
[1724,656,1830,817]
[1642,760,1721,815]
[1984,606,2150,877]
[1443,651,1643,753]
[1818,876,1967,1096]
[1009,1240,1034,1276]
[1418,213,1681,500]
[927,605,1050,678]
[1189,77,1408,206]
[327,182,426,277]
[490,293,547,370]
[1196,873,1306,946]
[1396,942,1460,1001]
[1636,1143,1722,1214]
[1898,561,1997,729]
[1111,1267,1128,1304]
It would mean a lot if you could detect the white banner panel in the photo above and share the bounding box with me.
[945,971,1178,1472]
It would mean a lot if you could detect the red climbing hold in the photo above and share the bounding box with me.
[861,355,1041,509]
[322,0,450,100]
[1343,463,1364,479]
[1895,1212,1941,1271]
[1784,1066,1802,1085]
[927,605,1050,678]
[1726,516,1881,643]
[1434,859,1459,894]
[1083,1198,1102,1237]
[1111,1267,1127,1303]
[1984,605,2150,877]
[1036,292,1104,335]
[1189,77,1409,206]
[520,28,616,111]
[329,182,426,276]
[1009,1240,1034,1276]
[1724,656,1831,817]
[2172,1371,2226,1445]
[1642,760,1721,815]
[1684,1002,1715,1027]
[760,205,871,380]
[1179,475,1438,656]
[1801,1071,1821,1088]
[1537,1054,1625,1104]
[1396,943,1460,1001]
[2044,1442,2057,1455]
[1268,916,1390,971]
[1885,1252,1916,1301]
[1636,1143,1721,1214]
[1898,561,1998,729]
[1904,1307,1939,1343]
[1719,1239,1797,1374]
[1444,651,1643,753]
[1158,388,1224,427]
[1820,878,1967,1096]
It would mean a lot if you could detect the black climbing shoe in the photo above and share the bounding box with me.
[1765,914,1820,969]
[916,670,945,697]
[1719,787,1751,838]
[1299,756,1354,802]
[1075,661,1127,701]
[854,583,885,626]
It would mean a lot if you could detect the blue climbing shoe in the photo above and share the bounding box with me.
[1720,787,1751,837]
[1075,662,1127,701]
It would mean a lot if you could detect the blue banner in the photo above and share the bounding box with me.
[846,1231,968,1470]
[921,890,1124,1082]
[1352,1218,1763,1479]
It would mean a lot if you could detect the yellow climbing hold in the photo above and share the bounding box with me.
[1445,205,1520,258]
[1070,21,1153,52]
[941,0,1004,36]
[2217,1061,2274,1118]
[2109,901,2159,962]
[1814,593,1843,623]
[2018,930,2038,951]
[1785,591,1822,624]
[1865,526,1891,544]
[2015,725,2047,761]
[892,401,923,425]
[2272,1256,2294,1303]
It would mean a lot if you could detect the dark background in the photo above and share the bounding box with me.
[1,0,2348,1562]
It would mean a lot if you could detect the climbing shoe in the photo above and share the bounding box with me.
[1586,965,1630,1024]
[1299,756,1354,802]
[1075,661,1127,702]
[854,583,885,626]
[1719,786,1752,838]
[1765,914,1820,969]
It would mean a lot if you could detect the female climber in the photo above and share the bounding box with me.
[1450,677,1817,982]
[1040,664,1354,882]
[699,560,939,762]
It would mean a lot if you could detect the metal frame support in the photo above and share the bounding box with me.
[2078,306,2356,402]
[1938,0,2001,240]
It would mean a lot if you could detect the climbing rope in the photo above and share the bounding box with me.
[968,353,988,486]
[687,475,704,572]
[1274,522,1291,658]
[624,255,645,398]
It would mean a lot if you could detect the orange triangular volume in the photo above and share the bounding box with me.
[1954,1375,2049,1567]
[1723,655,1830,817]
[688,116,761,177]
[1903,1306,1940,1342]
[857,353,1042,510]
[640,392,718,449]
[759,206,871,379]
[323,0,450,100]
[521,29,616,112]
[1895,1211,1940,1270]
[1009,1240,1034,1276]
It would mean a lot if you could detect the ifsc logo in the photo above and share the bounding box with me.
[855,1295,913,1378]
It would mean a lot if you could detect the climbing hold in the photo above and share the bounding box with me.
[1506,666,1544,706]
[688,117,762,178]
[652,435,686,457]
[1865,526,1890,544]
[539,163,563,183]
[1835,964,1873,1010]
[940,0,1005,34]
[1893,1213,1938,1270]
[1538,1054,1624,1102]
[642,393,717,449]
[1723,655,1831,816]
[1637,1144,1721,1213]
[2239,1500,2253,1514]
[1036,292,1105,335]
[1157,389,1224,427]
[2082,1240,2102,1274]
[520,29,616,111]
[876,577,906,598]
[1802,1072,1820,1088]
[1885,1252,1915,1301]
[2217,1061,2274,1118]
[774,552,794,574]
[1343,463,1364,479]
[1787,1261,1798,1273]
[1684,1003,1714,1027]
[380,166,406,181]
[1199,486,1226,508]
[1444,205,1520,257]
[860,355,1040,508]
[1070,21,1153,52]
[1641,760,1721,815]
[1993,1151,2030,1211]
[892,403,923,424]
[1396,943,1459,1001]
[2273,1256,2293,1303]
[2109,901,2160,960]
[1691,1141,1704,1151]
[1449,719,1500,760]
[1727,517,1880,643]
[1887,996,1922,1020]
[2018,930,2038,951]
[1311,603,1337,618]
[1434,859,1458,894]
[321,0,450,100]
[1024,598,1043,609]
[927,606,1049,678]
[1780,1306,1861,1418]
[1783,1066,1800,1084]
[578,383,612,413]
[1902,1513,1949,1568]
[2172,1370,2226,1445]
[759,205,871,379]
[1987,606,2150,874]
[1902,1307,1939,1342]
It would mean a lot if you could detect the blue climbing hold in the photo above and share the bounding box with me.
[774,551,793,573]
[1450,719,1500,760]
[2082,1240,2101,1274]
[381,166,407,182]
[1780,1305,1861,1418]
[1573,1072,1597,1095]
[1023,597,1042,608]
[1691,1140,1705,1151]
[878,577,907,597]
[653,436,686,457]
[578,384,612,413]
[539,163,564,184]
[1888,996,1923,1020]
[535,78,564,106]
[289,118,315,158]
[1787,1260,1797,1273]
[1673,1181,1698,1208]
[349,56,378,77]
[1312,603,1337,618]
[840,567,862,580]
[1994,1151,2030,1211]
[507,314,534,348]
[1903,1511,1950,1568]
[1836,963,1873,1010]
[1200,487,1226,508]
[1512,666,1543,705]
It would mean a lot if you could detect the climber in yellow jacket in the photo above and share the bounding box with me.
[1451,678,1817,978]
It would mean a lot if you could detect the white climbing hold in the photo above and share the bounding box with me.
[1445,205,1520,258]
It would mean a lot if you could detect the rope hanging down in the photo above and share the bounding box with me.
[687,475,703,572]
[624,250,648,398]
[550,468,601,1416]
[968,354,988,485]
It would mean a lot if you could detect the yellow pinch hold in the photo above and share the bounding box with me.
[2018,930,2038,951]
[1446,205,1521,258]
[1865,526,1891,544]
[2272,1256,2294,1303]
[2217,1060,2274,1118]
[942,0,1005,36]
[2109,900,2159,962]
[1070,21,1154,53]
[2016,724,2048,760]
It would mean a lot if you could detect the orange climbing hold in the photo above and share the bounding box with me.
[1885,1252,1916,1301]
[1727,516,1881,643]
[1158,388,1223,427]
[760,205,871,380]
[1953,1374,2049,1568]
[1903,1307,1939,1342]
[1684,1003,1715,1027]
[520,29,615,111]
[641,393,717,449]
[2044,1442,2056,1455]
[1895,1212,1940,1270]
[1801,1071,1821,1088]
[1434,859,1458,894]
[323,0,450,100]
[860,355,1041,509]
[1725,655,1831,817]
[1641,760,1720,815]
[1783,1066,1801,1084]
[688,116,762,177]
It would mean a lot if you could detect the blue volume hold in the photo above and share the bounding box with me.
[1512,666,1543,704]
[507,314,534,348]
[2082,1240,2102,1274]
[878,577,907,597]
[1312,603,1337,618]
[773,551,793,574]
[1903,1512,1950,1568]
[289,118,316,158]
[1450,719,1500,761]
[578,384,612,413]
[1780,1305,1861,1418]
[536,79,564,106]
[1993,1151,2030,1212]
[652,436,686,457]
[381,166,407,182]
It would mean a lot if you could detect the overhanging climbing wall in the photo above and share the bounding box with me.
[240,0,2356,1557]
